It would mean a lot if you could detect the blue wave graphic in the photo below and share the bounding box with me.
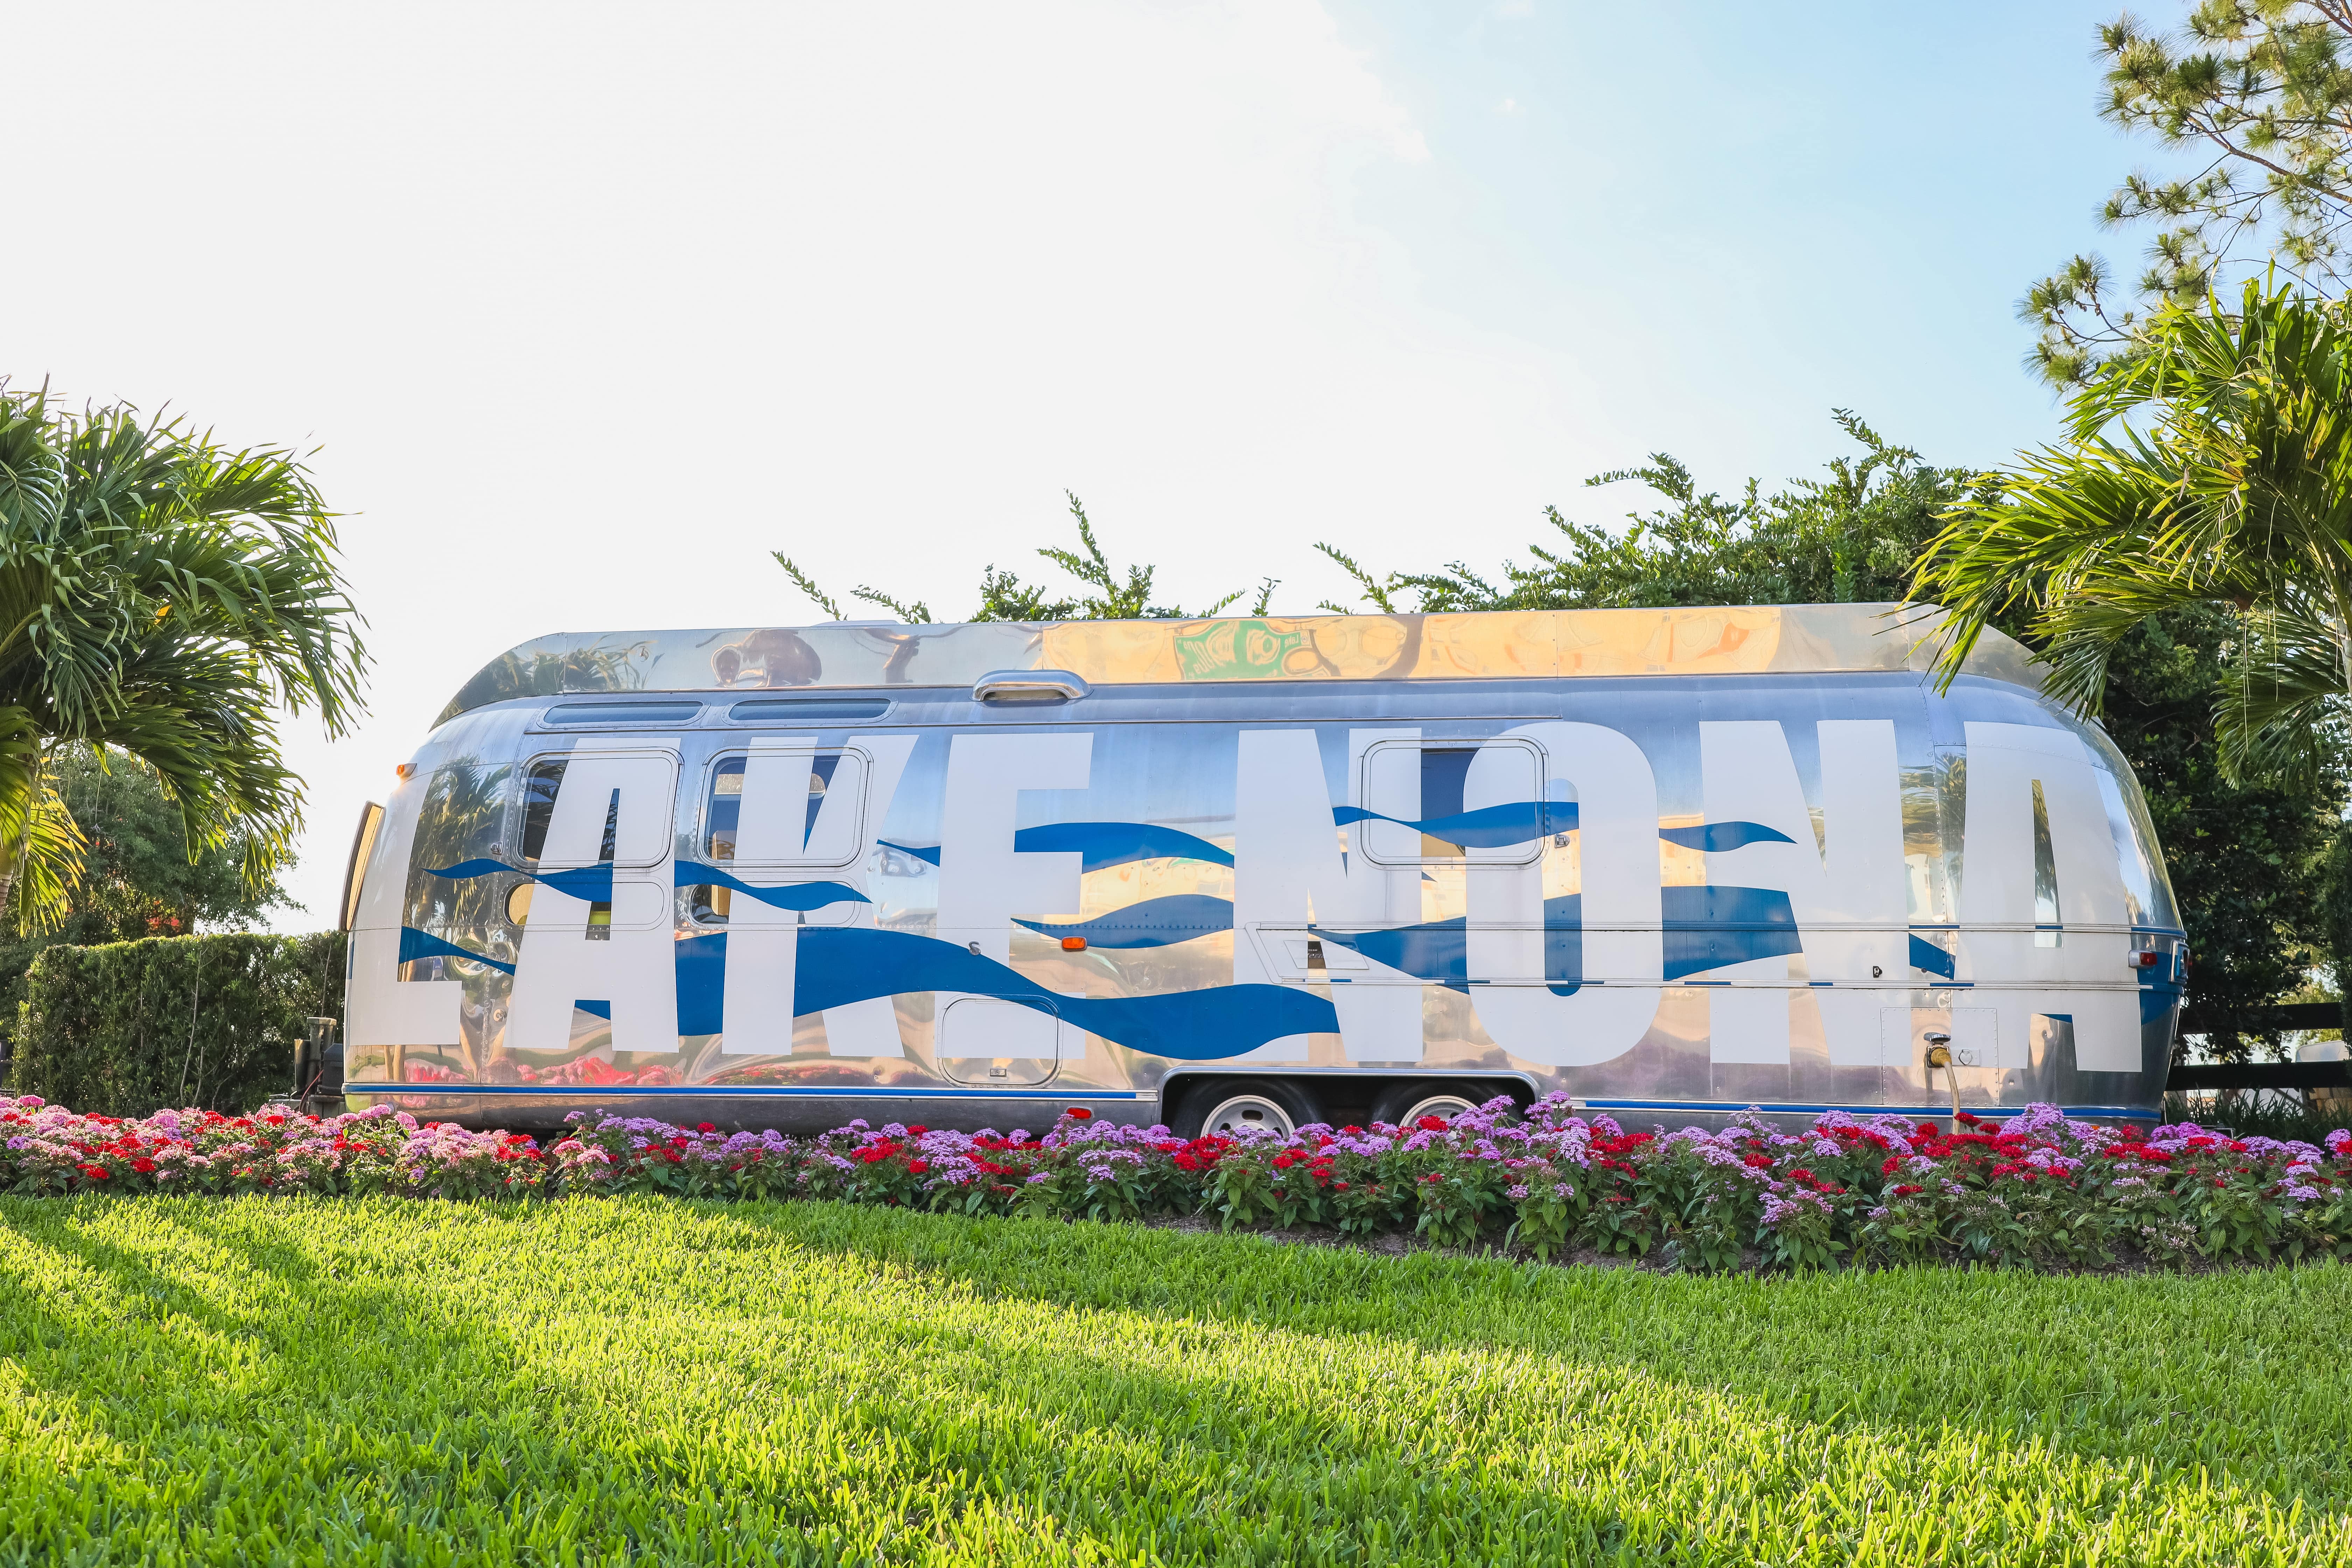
[1660,886,1803,978]
[1314,885,1801,992]
[398,925,515,976]
[1658,821,1798,852]
[674,861,869,912]
[1907,932,1957,978]
[1329,805,1794,855]
[430,856,865,914]
[426,857,517,882]
[1014,894,1238,948]
[1015,821,1233,871]
[1315,918,1483,995]
[676,932,727,1036]
[802,929,1336,1057]
[401,924,621,1017]
[1333,800,1577,848]
[428,858,614,902]
[879,821,1233,873]
[666,927,1337,1058]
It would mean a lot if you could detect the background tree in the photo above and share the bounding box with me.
[762,406,2345,1063]
[0,744,292,1052]
[777,492,1276,623]
[1325,410,2345,1063]
[0,383,366,931]
[2029,1,2352,384]
[1920,282,2352,1050]
[1323,411,1963,612]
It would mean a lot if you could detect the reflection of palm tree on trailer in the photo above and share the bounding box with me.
[342,604,2184,1135]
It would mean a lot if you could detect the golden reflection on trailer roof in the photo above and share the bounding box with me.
[438,603,2042,723]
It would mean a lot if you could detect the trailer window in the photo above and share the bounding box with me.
[517,760,565,862]
[512,752,677,869]
[691,748,869,923]
[699,748,868,868]
[1356,737,1546,865]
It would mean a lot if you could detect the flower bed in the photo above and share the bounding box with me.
[7,1092,2350,1270]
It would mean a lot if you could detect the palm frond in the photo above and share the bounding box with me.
[0,384,366,908]
[1916,279,2352,780]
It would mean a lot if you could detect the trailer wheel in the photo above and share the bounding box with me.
[1174,1078,1323,1140]
[1370,1081,1495,1130]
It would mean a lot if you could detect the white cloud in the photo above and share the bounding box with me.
[2,0,1622,928]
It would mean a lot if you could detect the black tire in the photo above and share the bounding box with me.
[1370,1080,1506,1130]
[1170,1077,1325,1140]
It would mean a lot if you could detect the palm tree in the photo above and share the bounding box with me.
[0,382,366,931]
[1917,280,2352,778]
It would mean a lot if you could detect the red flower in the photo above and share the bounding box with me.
[1881,1155,1904,1176]
[908,1158,930,1175]
[1744,1153,1775,1169]
[132,1158,157,1174]
[1065,1107,1093,1121]
[1417,1116,1449,1132]
[907,1125,928,1136]
[1892,1184,1924,1197]
[696,1122,718,1134]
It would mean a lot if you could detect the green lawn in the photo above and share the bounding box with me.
[1,1199,2347,1567]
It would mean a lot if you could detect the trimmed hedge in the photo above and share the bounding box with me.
[6,932,345,1116]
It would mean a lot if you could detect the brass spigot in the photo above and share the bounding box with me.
[1923,1031,1958,1127]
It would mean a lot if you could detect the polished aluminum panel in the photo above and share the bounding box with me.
[351,621,2182,1132]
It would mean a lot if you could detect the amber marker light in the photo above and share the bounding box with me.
[394,763,417,779]
[1061,936,1087,951]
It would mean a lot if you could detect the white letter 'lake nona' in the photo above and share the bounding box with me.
[341,604,2183,1133]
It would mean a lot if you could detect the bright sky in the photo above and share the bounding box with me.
[6,0,2134,928]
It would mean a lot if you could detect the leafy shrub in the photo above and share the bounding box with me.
[7,1091,2352,1272]
[6,932,345,1116]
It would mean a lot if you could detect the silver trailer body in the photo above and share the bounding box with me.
[341,604,2184,1131]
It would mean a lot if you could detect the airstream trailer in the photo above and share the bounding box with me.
[339,604,2184,1135]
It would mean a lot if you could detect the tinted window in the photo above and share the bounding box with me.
[702,753,844,863]
[692,750,855,919]
[517,760,565,861]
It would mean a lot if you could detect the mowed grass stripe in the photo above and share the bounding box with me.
[0,1198,2345,1566]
